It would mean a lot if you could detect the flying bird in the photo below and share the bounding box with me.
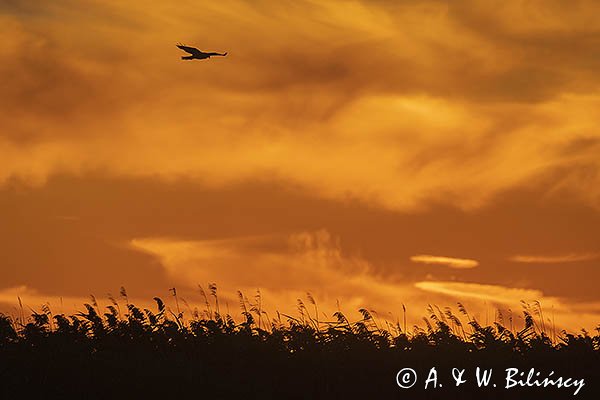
[176,43,227,60]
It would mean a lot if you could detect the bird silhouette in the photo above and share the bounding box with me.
[176,43,227,60]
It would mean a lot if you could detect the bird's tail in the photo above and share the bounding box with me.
[181,55,194,60]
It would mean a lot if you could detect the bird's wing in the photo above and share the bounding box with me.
[176,44,203,56]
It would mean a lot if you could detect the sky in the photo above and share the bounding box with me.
[1,0,599,331]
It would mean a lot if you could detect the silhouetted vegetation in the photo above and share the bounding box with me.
[1,287,598,399]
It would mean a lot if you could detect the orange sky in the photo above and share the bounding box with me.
[1,0,599,331]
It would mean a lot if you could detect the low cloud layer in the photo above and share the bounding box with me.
[124,230,600,330]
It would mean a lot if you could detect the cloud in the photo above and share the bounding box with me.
[0,0,599,212]
[509,253,599,264]
[128,231,600,330]
[414,280,600,330]
[0,285,170,320]
[0,285,94,314]
[1,225,598,331]
[410,255,479,269]
[126,230,490,325]
[1,174,599,305]
[128,230,415,318]
[415,280,546,305]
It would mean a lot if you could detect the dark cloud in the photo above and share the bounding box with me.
[2,0,600,149]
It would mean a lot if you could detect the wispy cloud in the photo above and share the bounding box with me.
[127,231,499,325]
[1,1,600,211]
[509,253,599,264]
[413,280,600,330]
[410,255,479,269]
[128,230,437,323]
[415,281,546,305]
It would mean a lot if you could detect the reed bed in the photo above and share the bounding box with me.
[0,286,598,399]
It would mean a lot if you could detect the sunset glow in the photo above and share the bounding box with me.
[1,0,599,331]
